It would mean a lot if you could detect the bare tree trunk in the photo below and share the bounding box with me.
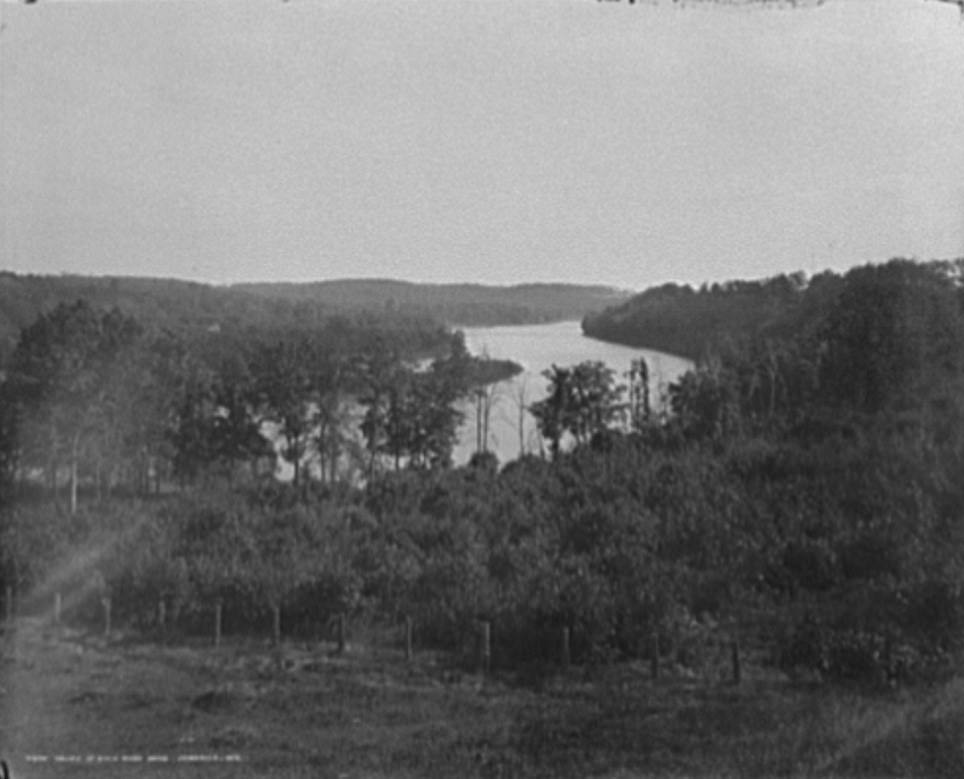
[478,621,491,675]
[47,422,59,504]
[214,600,223,648]
[329,441,339,484]
[514,377,529,458]
[475,390,483,454]
[518,401,525,457]
[102,595,112,639]
[69,433,80,516]
[650,632,660,680]
[482,394,490,453]
[336,613,346,655]
[731,637,742,685]
[49,454,58,506]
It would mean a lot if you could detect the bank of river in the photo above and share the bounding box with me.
[454,320,692,466]
[270,320,692,479]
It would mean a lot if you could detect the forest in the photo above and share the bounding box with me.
[2,258,964,691]
[234,279,629,328]
[582,269,840,360]
[0,273,625,365]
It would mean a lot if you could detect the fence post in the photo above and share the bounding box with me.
[101,595,112,639]
[650,632,660,680]
[336,613,346,655]
[54,592,62,625]
[404,616,413,662]
[272,603,282,647]
[213,599,223,648]
[731,636,741,686]
[479,620,491,676]
[561,626,571,671]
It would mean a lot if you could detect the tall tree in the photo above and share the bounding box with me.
[7,301,143,513]
[311,352,353,484]
[626,357,651,431]
[254,335,319,486]
[819,260,964,416]
[170,361,221,485]
[530,361,625,458]
[359,335,470,475]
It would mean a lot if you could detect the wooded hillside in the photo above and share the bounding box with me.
[233,279,629,327]
[582,260,964,361]
[0,273,628,366]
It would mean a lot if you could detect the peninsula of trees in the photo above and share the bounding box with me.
[582,269,840,360]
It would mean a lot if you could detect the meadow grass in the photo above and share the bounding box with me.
[2,618,963,778]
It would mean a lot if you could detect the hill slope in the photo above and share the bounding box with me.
[233,279,630,327]
[582,271,846,360]
[0,273,631,363]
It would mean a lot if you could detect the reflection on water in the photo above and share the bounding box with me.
[456,321,693,466]
[268,321,691,479]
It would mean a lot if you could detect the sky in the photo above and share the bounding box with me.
[1,0,963,290]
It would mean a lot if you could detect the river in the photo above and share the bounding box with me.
[269,321,691,479]
[454,321,693,466]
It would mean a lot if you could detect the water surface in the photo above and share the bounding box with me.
[455,321,693,465]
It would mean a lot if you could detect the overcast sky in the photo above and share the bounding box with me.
[1,0,962,289]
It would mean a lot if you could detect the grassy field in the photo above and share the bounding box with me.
[2,617,964,779]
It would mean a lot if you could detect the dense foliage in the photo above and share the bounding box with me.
[0,273,625,364]
[234,280,628,328]
[0,299,510,508]
[582,269,844,360]
[3,259,964,689]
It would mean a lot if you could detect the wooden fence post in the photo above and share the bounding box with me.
[479,621,491,675]
[650,632,660,680]
[404,616,413,662]
[213,599,223,648]
[336,613,346,655]
[101,595,112,639]
[272,603,282,647]
[561,626,571,671]
[731,637,741,686]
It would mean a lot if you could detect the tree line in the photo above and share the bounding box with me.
[0,300,520,514]
[583,268,844,360]
[0,272,627,365]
